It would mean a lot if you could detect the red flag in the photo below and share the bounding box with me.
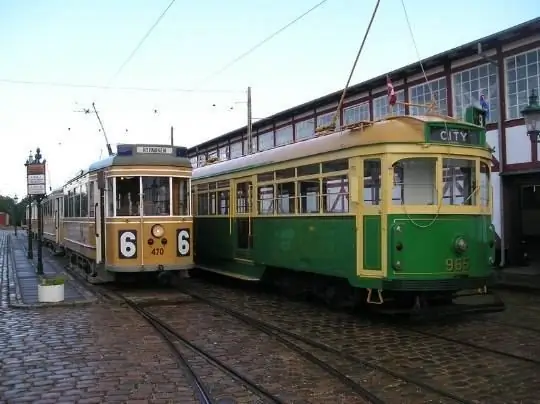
[387,76,397,106]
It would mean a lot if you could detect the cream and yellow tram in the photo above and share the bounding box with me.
[36,144,194,283]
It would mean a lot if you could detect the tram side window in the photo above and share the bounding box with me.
[299,179,320,213]
[117,176,140,216]
[81,184,88,217]
[106,178,114,217]
[392,158,436,205]
[142,176,170,216]
[218,190,230,214]
[198,193,209,215]
[258,185,274,215]
[172,178,190,216]
[89,181,95,217]
[277,183,295,214]
[323,176,349,213]
[64,195,69,218]
[442,159,476,206]
[364,159,381,205]
[480,162,490,207]
[236,182,251,213]
[74,187,81,217]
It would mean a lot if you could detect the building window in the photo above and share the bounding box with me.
[275,125,293,147]
[343,102,370,125]
[409,77,447,116]
[219,146,229,161]
[295,118,315,141]
[453,63,498,123]
[259,131,274,151]
[373,90,405,120]
[316,112,339,128]
[230,141,242,159]
[506,47,540,120]
[190,157,197,168]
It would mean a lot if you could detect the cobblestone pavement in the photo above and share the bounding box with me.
[187,279,540,404]
[0,231,198,404]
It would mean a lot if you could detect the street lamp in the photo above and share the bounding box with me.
[13,195,19,236]
[24,151,34,259]
[521,89,540,142]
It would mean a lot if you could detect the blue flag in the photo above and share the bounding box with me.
[479,93,489,118]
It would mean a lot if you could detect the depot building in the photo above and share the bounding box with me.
[188,17,540,268]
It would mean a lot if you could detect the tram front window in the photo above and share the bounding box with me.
[392,158,437,205]
[142,177,170,216]
[442,159,476,206]
[116,176,140,216]
[172,177,190,216]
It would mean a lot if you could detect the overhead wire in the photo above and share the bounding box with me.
[399,0,435,106]
[325,0,381,131]
[191,0,331,90]
[107,0,177,86]
[0,78,243,94]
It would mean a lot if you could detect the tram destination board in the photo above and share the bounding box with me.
[26,163,46,196]
[427,126,483,146]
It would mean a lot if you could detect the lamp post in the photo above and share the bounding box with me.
[25,151,34,259]
[12,195,19,237]
[25,148,47,274]
[521,89,540,141]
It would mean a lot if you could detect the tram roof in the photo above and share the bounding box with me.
[87,144,192,172]
[192,115,485,180]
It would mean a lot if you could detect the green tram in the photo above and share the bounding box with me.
[191,110,503,313]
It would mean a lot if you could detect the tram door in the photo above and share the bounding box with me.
[94,175,105,264]
[357,158,384,278]
[231,177,253,261]
[54,196,61,245]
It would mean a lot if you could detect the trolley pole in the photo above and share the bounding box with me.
[247,86,253,155]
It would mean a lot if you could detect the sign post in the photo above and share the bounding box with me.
[25,148,46,275]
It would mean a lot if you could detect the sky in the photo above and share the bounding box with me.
[0,0,538,198]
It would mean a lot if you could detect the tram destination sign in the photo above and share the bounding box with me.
[428,127,482,145]
[26,163,46,196]
[136,146,173,155]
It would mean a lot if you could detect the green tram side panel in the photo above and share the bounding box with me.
[253,216,356,278]
[363,216,381,270]
[194,217,234,261]
[386,214,496,281]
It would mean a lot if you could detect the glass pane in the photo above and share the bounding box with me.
[116,176,140,216]
[364,159,381,205]
[392,158,436,205]
[442,159,476,205]
[142,177,170,216]
[480,162,490,207]
[172,177,189,216]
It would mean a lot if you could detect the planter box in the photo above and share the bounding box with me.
[38,284,65,303]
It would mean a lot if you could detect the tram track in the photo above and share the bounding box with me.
[54,260,383,403]
[402,326,540,366]
[179,288,474,404]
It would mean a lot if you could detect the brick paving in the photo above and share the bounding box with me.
[7,232,95,307]
[190,279,540,404]
[0,231,198,403]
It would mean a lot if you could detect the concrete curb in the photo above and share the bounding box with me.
[6,234,98,309]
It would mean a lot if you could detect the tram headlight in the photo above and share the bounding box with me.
[454,237,468,253]
[151,224,165,238]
